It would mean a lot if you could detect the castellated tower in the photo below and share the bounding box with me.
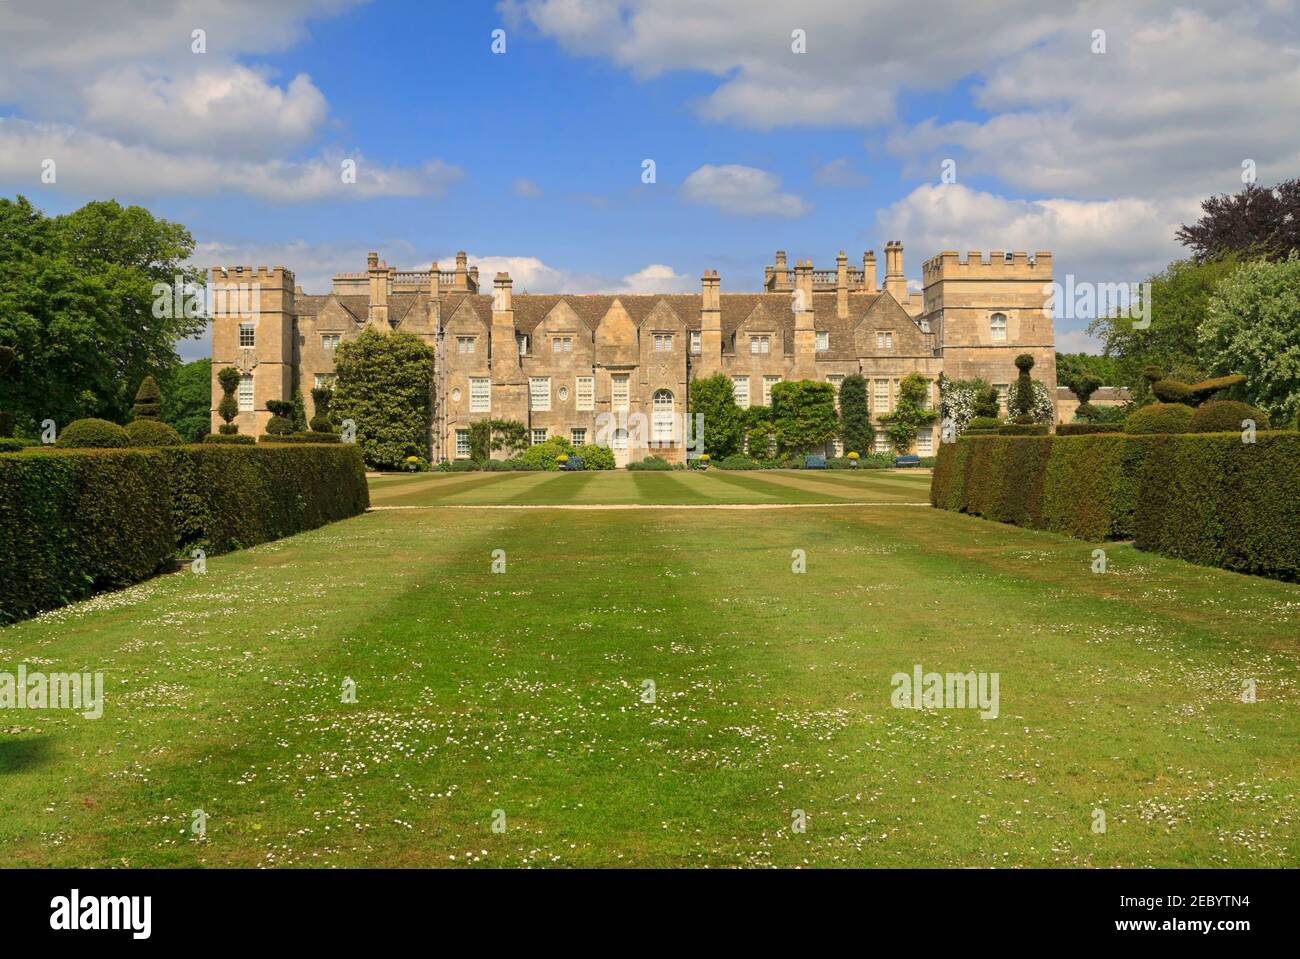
[209,265,296,436]
[923,251,1057,404]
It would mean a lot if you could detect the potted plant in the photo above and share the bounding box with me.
[847,451,859,468]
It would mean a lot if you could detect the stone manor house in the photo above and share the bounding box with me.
[210,244,1056,465]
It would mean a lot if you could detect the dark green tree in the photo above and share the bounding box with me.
[838,374,873,455]
[770,380,839,455]
[881,373,938,453]
[688,373,745,459]
[309,386,335,434]
[1010,354,1036,421]
[159,358,211,441]
[332,327,434,469]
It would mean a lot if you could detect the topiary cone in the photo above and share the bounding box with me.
[133,375,163,421]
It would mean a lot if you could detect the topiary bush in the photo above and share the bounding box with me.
[132,375,163,421]
[1010,353,1036,421]
[310,387,335,433]
[715,454,759,470]
[217,367,241,435]
[55,418,129,448]
[265,399,296,436]
[202,433,255,445]
[1124,402,1194,434]
[574,444,615,470]
[257,432,342,444]
[967,416,1002,432]
[997,423,1049,435]
[125,419,183,447]
[1188,400,1269,433]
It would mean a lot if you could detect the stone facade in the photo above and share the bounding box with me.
[210,243,1057,462]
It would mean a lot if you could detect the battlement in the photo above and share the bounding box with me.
[210,265,296,288]
[922,251,1052,283]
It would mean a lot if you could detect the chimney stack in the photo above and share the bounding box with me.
[773,250,790,292]
[836,250,849,319]
[863,251,877,292]
[493,271,513,314]
[368,253,389,327]
[699,271,722,374]
[884,241,907,303]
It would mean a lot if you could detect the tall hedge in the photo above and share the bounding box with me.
[931,432,1300,580]
[0,445,369,623]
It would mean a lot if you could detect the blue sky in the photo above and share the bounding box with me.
[2,0,1297,360]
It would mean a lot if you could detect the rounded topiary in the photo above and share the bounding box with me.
[265,399,295,436]
[1124,402,1194,435]
[1188,400,1269,433]
[55,418,129,448]
[1014,353,1035,373]
[309,387,335,433]
[967,416,1002,431]
[124,418,183,447]
[132,375,163,421]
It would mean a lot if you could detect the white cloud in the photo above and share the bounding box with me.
[682,164,808,217]
[435,253,695,294]
[0,118,463,201]
[83,66,328,159]
[875,182,1199,340]
[513,177,544,198]
[813,157,867,188]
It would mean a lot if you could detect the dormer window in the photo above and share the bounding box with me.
[750,335,770,355]
[457,336,476,354]
[875,331,893,351]
[990,313,1008,341]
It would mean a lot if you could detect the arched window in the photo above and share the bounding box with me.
[652,389,674,444]
[990,312,1007,342]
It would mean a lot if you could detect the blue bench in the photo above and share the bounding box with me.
[804,455,828,469]
[894,454,921,468]
[562,455,584,471]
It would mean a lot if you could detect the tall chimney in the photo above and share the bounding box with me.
[429,261,440,299]
[699,270,722,375]
[836,250,849,319]
[863,251,877,292]
[773,250,790,292]
[368,255,389,327]
[884,241,907,303]
[453,251,469,292]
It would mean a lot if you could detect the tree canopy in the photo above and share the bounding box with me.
[332,327,434,469]
[688,373,745,459]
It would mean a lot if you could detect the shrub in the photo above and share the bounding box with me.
[132,375,163,421]
[202,433,255,445]
[0,437,37,452]
[967,416,1002,431]
[520,436,574,471]
[627,455,672,471]
[331,327,435,469]
[0,445,368,623]
[1056,422,1122,435]
[1010,354,1036,419]
[483,458,539,471]
[574,444,615,470]
[443,459,480,472]
[1188,400,1269,433]
[1124,402,1194,434]
[125,419,183,447]
[265,399,296,436]
[55,418,129,448]
[998,423,1049,435]
[715,454,759,470]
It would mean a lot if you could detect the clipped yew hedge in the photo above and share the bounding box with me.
[0,444,369,623]
[931,432,1300,580]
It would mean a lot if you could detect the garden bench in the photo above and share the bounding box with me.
[804,455,828,469]
[894,454,921,468]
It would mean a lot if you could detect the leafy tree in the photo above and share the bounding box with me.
[332,327,434,469]
[1177,177,1300,262]
[688,373,745,458]
[1199,252,1300,424]
[132,375,162,421]
[0,196,201,432]
[1056,351,1117,387]
[159,358,211,442]
[770,380,838,455]
[838,374,873,455]
[881,373,938,453]
[1088,256,1240,403]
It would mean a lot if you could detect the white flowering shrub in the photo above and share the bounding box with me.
[1031,380,1055,424]
[940,379,981,434]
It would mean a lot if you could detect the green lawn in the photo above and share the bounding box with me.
[2,470,1297,867]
